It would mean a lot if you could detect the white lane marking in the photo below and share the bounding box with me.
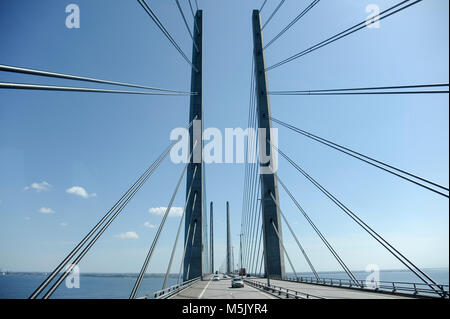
[198,279,213,299]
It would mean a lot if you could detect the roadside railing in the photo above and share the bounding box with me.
[245,278,324,299]
[283,276,449,298]
[138,276,201,299]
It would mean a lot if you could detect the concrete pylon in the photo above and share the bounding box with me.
[184,10,203,281]
[226,202,232,274]
[252,10,286,280]
[210,202,214,273]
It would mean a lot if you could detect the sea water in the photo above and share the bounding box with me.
[0,268,448,299]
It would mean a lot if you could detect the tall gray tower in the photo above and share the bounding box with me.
[184,10,204,281]
[210,202,214,273]
[252,10,286,279]
[226,202,232,274]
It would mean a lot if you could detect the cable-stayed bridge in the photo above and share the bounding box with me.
[1,0,448,299]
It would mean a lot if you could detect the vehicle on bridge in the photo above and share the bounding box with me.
[231,277,244,288]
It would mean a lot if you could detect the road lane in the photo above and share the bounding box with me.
[251,278,412,299]
[171,278,276,299]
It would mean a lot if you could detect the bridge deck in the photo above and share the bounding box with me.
[251,278,412,299]
[170,276,413,299]
[170,277,276,299]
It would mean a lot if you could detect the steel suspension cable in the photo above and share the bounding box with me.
[0,82,195,96]
[194,0,199,11]
[271,220,299,280]
[242,60,255,239]
[243,64,257,267]
[175,0,199,52]
[188,0,200,34]
[271,116,449,198]
[271,83,449,94]
[246,179,261,270]
[32,150,167,298]
[245,91,259,267]
[41,140,175,299]
[245,57,260,269]
[177,193,198,284]
[241,105,252,266]
[273,144,442,291]
[185,221,198,280]
[137,0,198,72]
[248,196,260,274]
[260,0,268,12]
[261,0,286,31]
[253,225,263,275]
[247,101,261,269]
[271,91,448,96]
[247,81,259,247]
[275,176,360,285]
[162,165,198,289]
[130,140,198,299]
[242,124,251,247]
[264,0,320,50]
[266,0,423,71]
[258,237,265,276]
[30,118,196,299]
[250,204,262,274]
[248,111,261,267]
[243,113,255,267]
[258,225,266,277]
[0,64,194,94]
[269,192,319,280]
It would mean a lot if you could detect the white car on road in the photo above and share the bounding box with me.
[231,277,244,288]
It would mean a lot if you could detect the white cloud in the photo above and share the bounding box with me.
[39,207,55,214]
[144,221,156,229]
[24,181,52,192]
[60,222,68,227]
[25,217,31,221]
[149,207,183,217]
[115,231,139,239]
[66,186,97,199]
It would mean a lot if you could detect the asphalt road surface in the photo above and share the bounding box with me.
[251,278,411,299]
[171,277,276,299]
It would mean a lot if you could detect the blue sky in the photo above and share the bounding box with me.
[0,0,448,281]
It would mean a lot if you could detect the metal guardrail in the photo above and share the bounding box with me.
[138,277,201,299]
[283,276,449,298]
[245,278,324,299]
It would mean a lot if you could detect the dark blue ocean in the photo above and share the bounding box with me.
[0,269,448,299]
[0,274,179,299]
